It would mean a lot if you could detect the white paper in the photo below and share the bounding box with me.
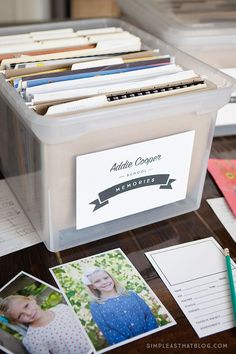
[71,57,124,71]
[216,67,236,127]
[26,64,183,96]
[76,130,195,229]
[216,104,236,127]
[75,27,122,36]
[0,180,40,257]
[0,37,89,55]
[32,70,184,105]
[207,198,236,242]
[145,237,236,337]
[1,36,141,70]
[220,68,236,79]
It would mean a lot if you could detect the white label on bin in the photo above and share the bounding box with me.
[76,130,195,230]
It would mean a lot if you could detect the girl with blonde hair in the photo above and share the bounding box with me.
[0,294,90,354]
[82,267,158,345]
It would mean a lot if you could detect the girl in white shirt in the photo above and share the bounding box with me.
[0,295,91,354]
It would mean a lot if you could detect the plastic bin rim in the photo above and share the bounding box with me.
[0,74,231,129]
[0,18,234,128]
[125,0,236,36]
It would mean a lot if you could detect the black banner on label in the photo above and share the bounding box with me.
[90,174,176,211]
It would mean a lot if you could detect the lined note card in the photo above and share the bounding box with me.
[145,237,236,337]
[0,180,40,257]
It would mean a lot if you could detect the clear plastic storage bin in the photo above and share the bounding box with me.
[118,0,236,136]
[0,18,234,252]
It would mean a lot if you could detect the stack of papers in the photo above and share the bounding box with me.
[216,69,236,129]
[0,26,210,117]
[0,180,40,257]
[207,198,236,243]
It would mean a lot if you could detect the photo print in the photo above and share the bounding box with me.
[50,248,176,353]
[0,271,92,354]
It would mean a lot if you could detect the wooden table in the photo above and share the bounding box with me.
[0,135,235,354]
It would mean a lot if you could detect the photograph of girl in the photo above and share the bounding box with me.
[0,272,91,354]
[82,266,158,345]
[51,248,176,353]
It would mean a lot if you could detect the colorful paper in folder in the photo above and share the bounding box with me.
[208,159,236,217]
[0,26,210,117]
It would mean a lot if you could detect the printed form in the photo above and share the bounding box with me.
[145,237,236,337]
[0,180,40,257]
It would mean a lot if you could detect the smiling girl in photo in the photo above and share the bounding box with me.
[0,295,90,354]
[82,267,158,345]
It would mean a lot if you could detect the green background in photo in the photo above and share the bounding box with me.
[52,249,172,351]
